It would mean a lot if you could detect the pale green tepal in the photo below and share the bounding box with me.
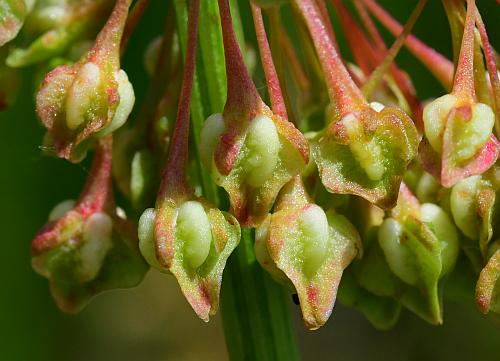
[377,184,459,324]
[255,177,362,330]
[138,197,241,322]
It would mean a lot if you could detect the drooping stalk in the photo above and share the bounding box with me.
[315,0,339,52]
[353,0,386,51]
[293,0,367,116]
[348,0,423,125]
[87,0,132,66]
[361,0,454,90]
[268,9,297,125]
[76,136,114,216]
[331,0,375,75]
[475,7,500,136]
[217,0,261,113]
[452,0,476,101]
[173,1,301,359]
[121,0,151,54]
[157,0,200,199]
[251,4,287,119]
[173,0,219,204]
[360,0,427,99]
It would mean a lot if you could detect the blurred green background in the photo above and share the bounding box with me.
[1,1,499,360]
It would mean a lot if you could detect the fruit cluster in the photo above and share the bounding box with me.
[2,0,498,331]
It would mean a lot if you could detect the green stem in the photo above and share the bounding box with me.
[173,1,300,359]
[221,229,300,361]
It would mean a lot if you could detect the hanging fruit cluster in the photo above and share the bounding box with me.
[2,0,499,331]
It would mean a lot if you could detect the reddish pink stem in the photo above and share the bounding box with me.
[293,0,367,117]
[475,8,500,135]
[361,0,454,90]
[87,0,132,66]
[353,0,386,52]
[251,4,288,119]
[121,0,151,55]
[77,136,114,216]
[315,0,340,53]
[352,1,421,104]
[331,0,378,75]
[158,0,200,199]
[218,0,261,112]
[452,0,476,100]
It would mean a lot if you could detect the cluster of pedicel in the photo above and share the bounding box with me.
[2,0,499,330]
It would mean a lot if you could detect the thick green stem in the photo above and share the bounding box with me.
[173,1,300,359]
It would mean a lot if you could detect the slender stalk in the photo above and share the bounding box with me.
[351,0,423,124]
[353,0,386,51]
[173,0,219,203]
[361,0,454,90]
[452,0,476,100]
[121,0,151,55]
[33,136,114,254]
[217,0,261,112]
[88,0,132,65]
[315,0,339,52]
[331,0,377,75]
[475,7,500,136]
[293,0,367,117]
[78,136,114,215]
[158,0,200,199]
[361,0,427,99]
[251,4,288,119]
[268,9,297,125]
[172,1,301,359]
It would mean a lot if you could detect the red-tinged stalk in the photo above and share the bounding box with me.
[360,0,427,100]
[315,0,339,53]
[251,4,287,119]
[353,0,422,114]
[267,9,297,125]
[87,0,132,66]
[293,0,367,117]
[353,0,386,52]
[361,0,454,90]
[32,135,114,254]
[475,8,500,136]
[218,0,261,114]
[291,9,329,95]
[77,136,114,216]
[121,0,151,55]
[280,30,311,97]
[330,0,380,75]
[157,0,200,200]
[451,0,475,101]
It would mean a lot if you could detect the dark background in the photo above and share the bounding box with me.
[1,1,499,360]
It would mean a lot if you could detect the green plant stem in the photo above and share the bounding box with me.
[173,1,300,359]
[221,229,300,361]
